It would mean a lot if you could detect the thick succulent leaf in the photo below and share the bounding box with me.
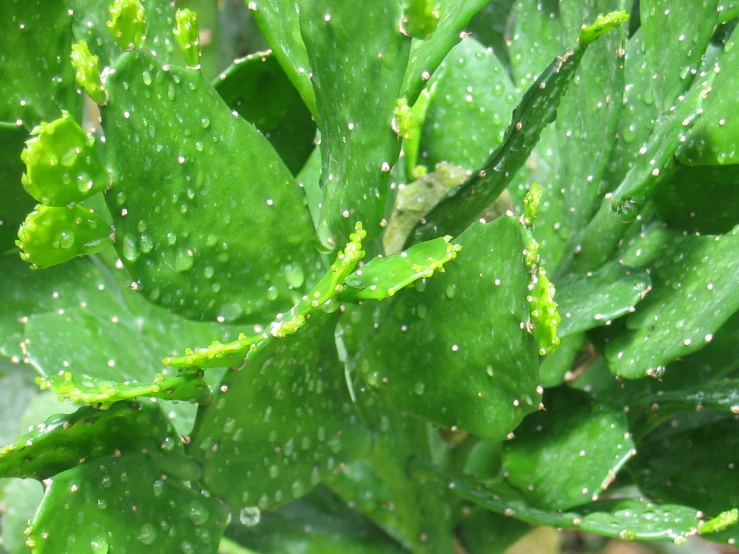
[601,29,658,193]
[0,0,80,127]
[400,0,489,105]
[412,12,627,244]
[419,37,518,171]
[557,0,627,233]
[226,487,404,554]
[66,0,176,66]
[0,400,194,481]
[605,225,739,379]
[538,333,586,388]
[0,362,38,446]
[356,217,539,439]
[640,0,718,114]
[502,387,635,510]
[341,236,459,301]
[0,124,36,250]
[190,312,371,511]
[214,50,316,175]
[413,461,708,542]
[677,24,739,165]
[299,0,410,245]
[465,0,516,70]
[654,165,739,235]
[556,262,651,337]
[631,419,739,518]
[457,508,532,554]
[101,49,321,323]
[27,453,229,554]
[246,0,318,119]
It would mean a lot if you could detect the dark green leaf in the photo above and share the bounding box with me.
[101,49,321,323]
[299,0,410,245]
[0,124,37,251]
[465,0,516,70]
[556,262,651,337]
[503,387,635,510]
[457,508,532,554]
[28,453,229,553]
[539,333,587,388]
[356,217,539,440]
[640,0,718,113]
[508,0,564,89]
[214,51,316,175]
[190,312,371,511]
[605,225,739,379]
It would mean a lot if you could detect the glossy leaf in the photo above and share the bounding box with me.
[341,236,459,301]
[356,217,539,439]
[107,0,147,50]
[508,0,564,89]
[400,0,489,105]
[465,0,515,70]
[0,400,193,481]
[539,333,587,388]
[20,111,109,206]
[605,225,739,379]
[70,41,107,104]
[631,419,739,518]
[299,0,410,245]
[413,460,708,542]
[457,508,532,554]
[28,453,229,553]
[502,387,636,510]
[213,50,316,175]
[16,204,114,269]
[640,0,718,113]
[101,49,321,323]
[190,312,371,511]
[556,262,651,337]
[246,0,318,119]
[0,124,37,250]
[174,8,200,67]
[419,37,518,171]
[412,11,627,244]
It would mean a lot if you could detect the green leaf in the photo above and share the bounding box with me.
[465,1,515,71]
[412,11,627,244]
[298,0,410,245]
[70,41,107,104]
[631,419,739,517]
[0,362,38,446]
[16,204,114,269]
[400,0,489,105]
[605,224,739,379]
[0,0,81,127]
[538,333,587,388]
[0,124,37,251]
[101,49,321,323]
[401,0,440,40]
[502,387,635,510]
[654,165,739,235]
[356,217,539,440]
[640,0,718,114]
[213,50,316,175]
[226,487,405,554]
[174,8,200,67]
[246,0,318,119]
[341,236,459,301]
[413,460,708,542]
[20,111,109,206]
[27,453,229,553]
[1,478,43,553]
[0,400,193,481]
[107,0,147,50]
[556,262,651,337]
[457,508,532,554]
[418,37,518,172]
[190,312,371,511]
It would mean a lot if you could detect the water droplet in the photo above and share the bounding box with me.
[445,285,456,299]
[175,248,194,272]
[283,264,305,288]
[239,506,261,527]
[188,501,210,525]
[414,382,425,395]
[266,285,279,300]
[137,523,157,545]
[122,234,140,261]
[90,536,109,554]
[142,70,152,85]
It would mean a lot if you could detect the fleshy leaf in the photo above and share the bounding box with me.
[605,225,739,379]
[411,11,627,245]
[401,0,440,39]
[101,49,321,323]
[341,236,460,301]
[174,8,200,67]
[413,460,709,542]
[539,333,587,388]
[190,312,371,510]
[20,111,109,206]
[213,50,316,175]
[528,268,561,356]
[556,262,651,337]
[298,0,410,245]
[0,400,194,481]
[0,124,37,250]
[27,453,229,553]
[70,41,107,104]
[502,387,635,510]
[640,0,718,113]
[355,217,539,440]
[107,0,146,50]
[16,204,114,269]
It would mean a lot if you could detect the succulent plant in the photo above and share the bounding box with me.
[0,1,737,553]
